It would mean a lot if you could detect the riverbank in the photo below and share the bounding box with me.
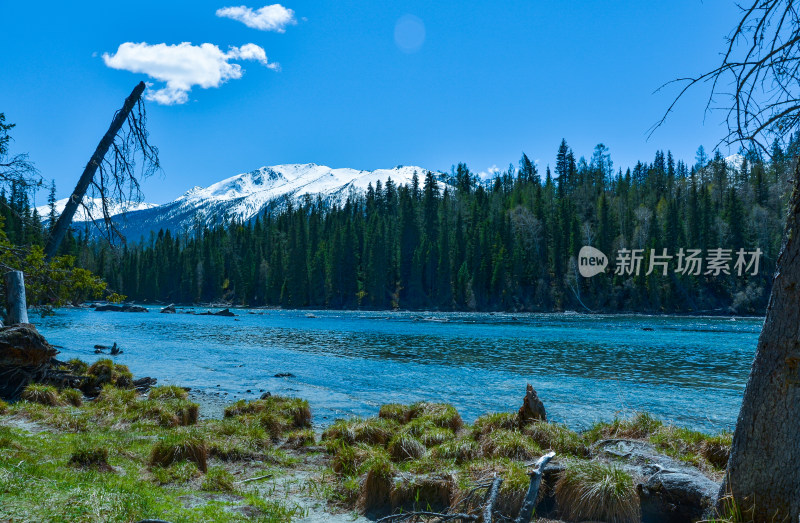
[0,359,734,522]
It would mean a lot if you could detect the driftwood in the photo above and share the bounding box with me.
[515,451,556,523]
[483,476,503,522]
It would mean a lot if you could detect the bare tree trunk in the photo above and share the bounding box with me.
[717,158,800,519]
[4,270,28,325]
[43,81,146,260]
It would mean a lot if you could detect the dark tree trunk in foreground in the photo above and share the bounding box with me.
[718,159,800,519]
[43,81,146,260]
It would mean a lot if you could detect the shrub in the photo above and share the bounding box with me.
[21,384,62,406]
[201,466,236,492]
[149,385,189,401]
[60,388,83,407]
[480,430,541,461]
[388,433,426,462]
[555,460,639,523]
[149,431,208,473]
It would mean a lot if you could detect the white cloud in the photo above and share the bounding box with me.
[477,165,501,181]
[103,42,278,105]
[216,4,296,32]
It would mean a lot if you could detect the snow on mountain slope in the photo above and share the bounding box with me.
[67,164,440,241]
[35,197,157,223]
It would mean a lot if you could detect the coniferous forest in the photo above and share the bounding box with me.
[22,138,798,314]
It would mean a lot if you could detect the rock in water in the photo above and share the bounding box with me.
[517,383,546,424]
[215,308,235,317]
[160,304,176,314]
[0,325,58,400]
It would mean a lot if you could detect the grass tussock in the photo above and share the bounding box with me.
[378,403,411,423]
[149,431,208,473]
[649,425,732,470]
[285,428,316,448]
[322,417,398,446]
[472,412,519,437]
[60,388,83,407]
[87,359,134,388]
[201,466,236,492]
[480,429,542,461]
[21,384,63,406]
[69,441,110,470]
[407,402,463,431]
[148,385,188,401]
[523,421,589,457]
[431,436,480,464]
[555,460,639,523]
[0,399,8,414]
[388,473,456,514]
[586,412,663,441]
[388,433,426,462]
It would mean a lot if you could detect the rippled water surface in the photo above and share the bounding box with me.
[35,308,762,432]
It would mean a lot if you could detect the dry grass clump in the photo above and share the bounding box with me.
[555,460,639,523]
[407,402,463,431]
[700,434,732,469]
[21,384,63,406]
[149,431,208,473]
[201,466,236,492]
[60,388,83,407]
[0,398,9,414]
[523,421,588,457]
[388,433,426,462]
[87,359,133,388]
[357,452,395,513]
[495,461,534,516]
[149,385,188,401]
[389,473,456,514]
[480,429,541,461]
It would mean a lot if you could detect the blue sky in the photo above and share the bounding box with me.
[1,1,743,205]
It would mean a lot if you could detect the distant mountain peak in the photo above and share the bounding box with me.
[52,163,441,241]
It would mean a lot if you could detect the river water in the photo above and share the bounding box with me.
[35,308,761,433]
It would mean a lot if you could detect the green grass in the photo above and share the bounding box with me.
[555,460,640,523]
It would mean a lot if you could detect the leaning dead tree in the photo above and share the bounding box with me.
[43,81,159,259]
[655,1,800,519]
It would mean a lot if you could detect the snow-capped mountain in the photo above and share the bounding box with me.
[35,197,157,223]
[52,164,441,241]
